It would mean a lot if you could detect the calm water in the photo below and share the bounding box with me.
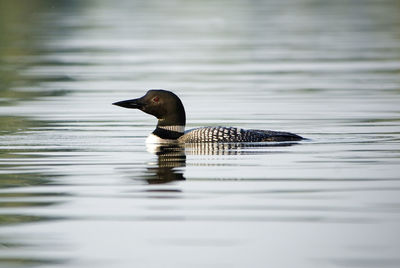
[1,0,400,267]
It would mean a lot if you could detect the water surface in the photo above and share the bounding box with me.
[1,0,400,267]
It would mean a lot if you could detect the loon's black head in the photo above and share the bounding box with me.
[113,89,186,127]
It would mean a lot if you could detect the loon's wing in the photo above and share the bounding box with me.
[246,129,303,142]
[179,127,303,143]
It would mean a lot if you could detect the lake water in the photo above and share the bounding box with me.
[1,0,400,267]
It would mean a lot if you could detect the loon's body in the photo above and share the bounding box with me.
[113,90,303,143]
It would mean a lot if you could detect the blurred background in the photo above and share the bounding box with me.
[1,0,400,267]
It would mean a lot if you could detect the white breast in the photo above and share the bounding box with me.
[146,133,177,144]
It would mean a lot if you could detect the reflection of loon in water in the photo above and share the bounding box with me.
[142,142,298,184]
[113,89,304,144]
[143,144,186,184]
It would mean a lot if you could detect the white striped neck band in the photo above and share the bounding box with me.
[157,125,185,133]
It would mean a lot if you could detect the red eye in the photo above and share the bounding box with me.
[153,96,159,103]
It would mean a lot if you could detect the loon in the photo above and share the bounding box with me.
[113,89,303,143]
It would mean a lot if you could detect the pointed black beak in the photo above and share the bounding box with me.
[112,98,143,109]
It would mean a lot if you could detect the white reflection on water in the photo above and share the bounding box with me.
[0,0,400,267]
